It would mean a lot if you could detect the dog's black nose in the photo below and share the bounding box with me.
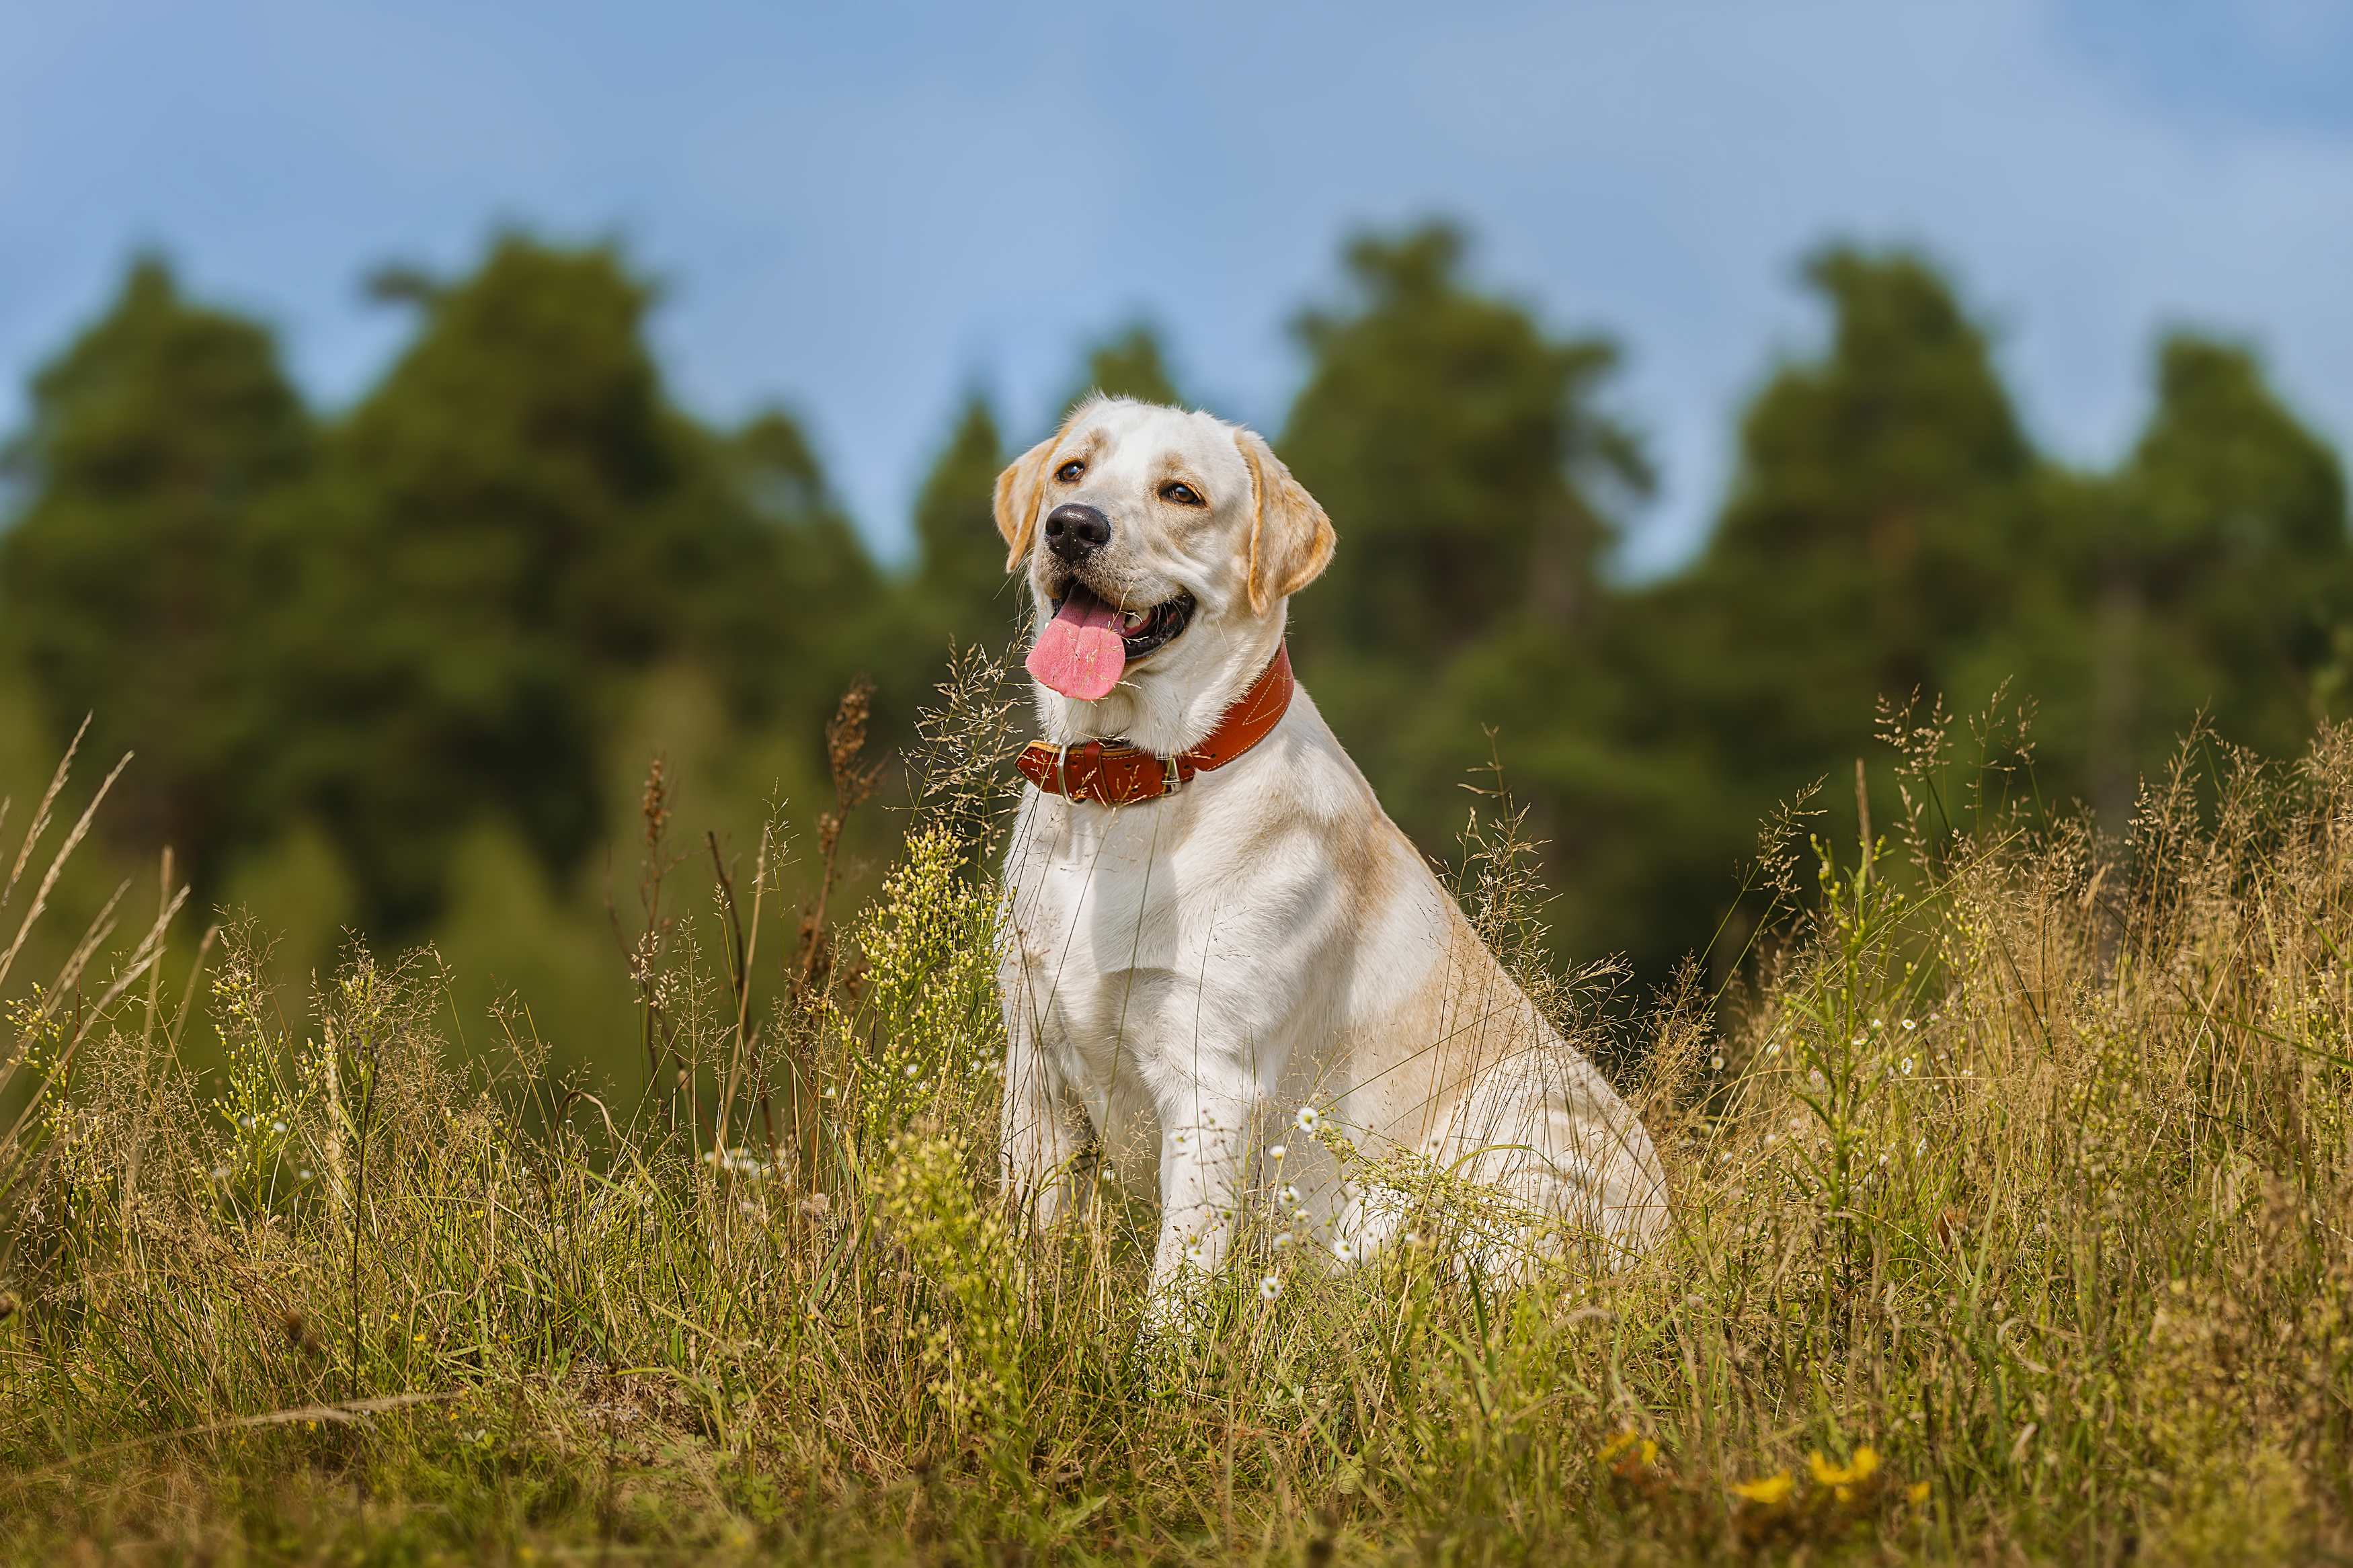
[1044,503,1111,563]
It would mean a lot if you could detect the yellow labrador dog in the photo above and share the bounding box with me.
[995,396,1667,1298]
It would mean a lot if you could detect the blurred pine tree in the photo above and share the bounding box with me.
[1064,323,1185,413]
[0,255,312,878]
[910,395,1016,659]
[264,238,675,929]
[1555,247,2056,980]
[1274,222,1650,921]
[268,235,873,934]
[2098,335,2350,802]
[1669,246,2036,755]
[1283,224,1648,667]
[705,408,886,735]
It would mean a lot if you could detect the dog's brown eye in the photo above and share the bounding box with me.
[1162,481,1203,506]
[1055,460,1085,483]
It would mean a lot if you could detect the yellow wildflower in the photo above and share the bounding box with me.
[1908,1481,1931,1504]
[1808,1445,1878,1488]
[1731,1471,1794,1505]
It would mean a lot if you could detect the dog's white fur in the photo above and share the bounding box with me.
[996,397,1668,1298]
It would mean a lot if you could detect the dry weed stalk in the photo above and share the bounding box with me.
[796,675,884,999]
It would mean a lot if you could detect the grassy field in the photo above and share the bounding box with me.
[3,661,2350,1565]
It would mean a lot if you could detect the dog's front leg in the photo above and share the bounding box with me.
[999,1003,1088,1232]
[1145,1095,1250,1307]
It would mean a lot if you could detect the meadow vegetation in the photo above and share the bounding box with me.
[3,220,2342,1071]
[3,651,2350,1564]
[0,206,2346,1565]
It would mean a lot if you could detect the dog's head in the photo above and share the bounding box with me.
[995,397,1335,751]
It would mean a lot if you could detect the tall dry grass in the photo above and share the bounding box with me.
[1,663,2350,1565]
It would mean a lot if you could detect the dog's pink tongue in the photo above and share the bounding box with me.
[1027,588,1127,701]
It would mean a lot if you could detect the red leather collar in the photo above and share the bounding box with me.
[1017,645,1294,806]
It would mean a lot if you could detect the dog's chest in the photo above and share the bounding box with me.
[1001,791,1334,1069]
[1004,798,1207,982]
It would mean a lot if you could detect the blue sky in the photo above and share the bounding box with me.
[4,0,2350,573]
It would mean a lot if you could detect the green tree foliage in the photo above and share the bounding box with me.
[1531,252,2344,982]
[267,237,882,934]
[1676,249,2036,719]
[1275,222,1650,864]
[1585,249,2048,975]
[908,396,1016,661]
[1283,225,1648,664]
[0,237,880,938]
[3,224,2346,1002]
[265,239,686,928]
[0,257,312,871]
[706,409,886,734]
[1064,323,1184,413]
[2087,335,2350,802]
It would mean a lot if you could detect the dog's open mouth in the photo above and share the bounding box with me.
[1025,584,1195,700]
[1106,588,1195,661]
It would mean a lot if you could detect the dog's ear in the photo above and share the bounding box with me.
[1235,428,1337,615]
[993,431,1060,573]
